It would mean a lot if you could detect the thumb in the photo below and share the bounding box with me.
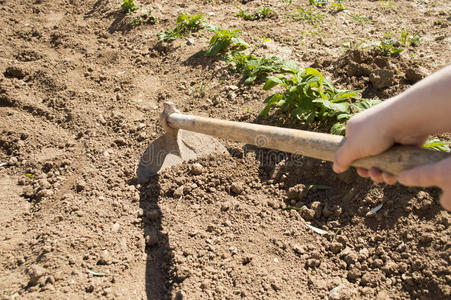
[333,139,361,173]
[398,162,440,188]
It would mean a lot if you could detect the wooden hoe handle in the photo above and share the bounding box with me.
[162,102,449,175]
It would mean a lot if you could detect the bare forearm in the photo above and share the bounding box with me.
[379,65,451,139]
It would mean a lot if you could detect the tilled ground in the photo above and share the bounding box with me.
[0,0,450,299]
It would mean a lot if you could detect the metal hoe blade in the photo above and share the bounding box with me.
[137,106,227,183]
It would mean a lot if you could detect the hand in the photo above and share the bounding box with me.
[398,156,451,211]
[332,101,428,179]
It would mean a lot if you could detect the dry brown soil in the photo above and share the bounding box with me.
[1,0,450,299]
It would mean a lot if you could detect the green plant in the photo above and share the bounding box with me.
[129,9,157,26]
[341,39,368,50]
[400,30,420,47]
[203,28,249,56]
[157,13,205,42]
[374,38,404,56]
[259,65,380,133]
[380,0,396,10]
[226,52,286,84]
[236,7,274,21]
[348,13,375,23]
[309,0,328,7]
[434,19,444,26]
[329,0,344,11]
[291,8,324,26]
[121,0,139,14]
[423,139,451,152]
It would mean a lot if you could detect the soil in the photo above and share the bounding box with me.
[0,0,450,299]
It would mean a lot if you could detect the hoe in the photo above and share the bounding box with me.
[137,102,448,183]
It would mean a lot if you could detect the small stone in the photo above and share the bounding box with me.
[114,137,127,146]
[97,250,111,265]
[287,184,307,200]
[369,69,394,89]
[4,66,28,79]
[145,234,158,247]
[146,209,160,220]
[8,156,18,166]
[27,265,47,286]
[405,67,427,83]
[186,38,195,45]
[330,242,343,254]
[191,163,203,175]
[329,284,349,300]
[111,222,120,233]
[347,268,361,280]
[37,189,53,198]
[306,258,320,268]
[230,182,243,195]
[173,186,184,198]
[292,243,303,255]
[220,201,231,212]
[98,114,106,125]
[38,179,51,189]
[75,180,86,192]
[310,201,322,218]
[299,206,315,221]
[360,273,374,286]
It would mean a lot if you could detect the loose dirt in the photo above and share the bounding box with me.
[0,0,450,299]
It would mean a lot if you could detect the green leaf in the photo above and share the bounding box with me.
[263,76,284,90]
[330,122,346,135]
[423,139,451,152]
[260,94,284,116]
[281,60,300,73]
[204,24,220,31]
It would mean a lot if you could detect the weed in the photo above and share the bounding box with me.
[291,8,324,26]
[380,0,396,10]
[341,39,368,50]
[158,13,205,42]
[348,13,375,23]
[129,9,157,26]
[203,27,249,56]
[236,7,274,21]
[400,30,420,47]
[434,20,444,26]
[226,52,285,84]
[25,173,35,179]
[329,0,345,11]
[423,139,451,152]
[374,38,404,56]
[259,65,380,133]
[309,0,328,8]
[121,0,139,15]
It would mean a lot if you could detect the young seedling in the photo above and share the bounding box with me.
[399,30,420,47]
[203,27,249,56]
[157,13,205,42]
[329,0,344,11]
[291,8,324,26]
[374,38,404,56]
[226,52,285,84]
[348,13,375,24]
[121,0,139,15]
[236,7,274,21]
[309,0,328,8]
[129,9,157,26]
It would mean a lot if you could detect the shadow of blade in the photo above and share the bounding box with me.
[137,134,183,184]
[139,175,173,300]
